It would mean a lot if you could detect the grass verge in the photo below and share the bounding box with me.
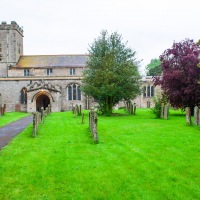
[0,112,30,128]
[0,109,199,199]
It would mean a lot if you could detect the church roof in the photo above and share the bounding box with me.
[15,55,89,68]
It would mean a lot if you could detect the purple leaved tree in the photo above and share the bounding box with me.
[154,39,200,114]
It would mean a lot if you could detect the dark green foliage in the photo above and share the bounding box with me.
[81,30,141,116]
[151,94,168,118]
[146,58,162,76]
[151,97,162,118]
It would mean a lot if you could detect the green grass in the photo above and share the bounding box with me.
[0,109,200,199]
[0,112,30,127]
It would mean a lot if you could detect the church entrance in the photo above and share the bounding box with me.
[36,94,50,112]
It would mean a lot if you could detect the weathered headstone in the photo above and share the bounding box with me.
[160,103,164,119]
[194,106,199,125]
[79,105,82,114]
[186,107,191,125]
[164,105,168,120]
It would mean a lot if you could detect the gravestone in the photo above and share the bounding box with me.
[194,106,199,125]
[186,107,191,125]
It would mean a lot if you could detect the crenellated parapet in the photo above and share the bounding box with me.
[0,21,23,36]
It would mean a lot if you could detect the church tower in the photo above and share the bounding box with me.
[0,21,23,77]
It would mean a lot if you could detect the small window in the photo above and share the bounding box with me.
[70,68,75,75]
[21,88,27,104]
[0,44,2,52]
[0,54,2,61]
[24,69,30,76]
[47,69,53,76]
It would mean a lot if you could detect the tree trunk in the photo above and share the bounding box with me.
[105,96,113,116]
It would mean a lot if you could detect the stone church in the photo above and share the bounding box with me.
[0,21,158,112]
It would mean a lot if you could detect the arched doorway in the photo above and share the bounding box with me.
[36,94,50,112]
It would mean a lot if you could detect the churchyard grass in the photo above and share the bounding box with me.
[0,112,30,128]
[0,109,200,199]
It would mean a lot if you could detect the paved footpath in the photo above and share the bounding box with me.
[0,115,33,150]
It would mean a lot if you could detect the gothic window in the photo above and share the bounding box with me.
[47,69,53,76]
[143,85,154,97]
[73,84,76,100]
[77,86,81,100]
[68,85,72,100]
[0,54,2,61]
[21,88,27,104]
[67,84,81,100]
[24,69,30,76]
[151,86,154,97]
[0,44,2,52]
[147,85,150,97]
[143,86,146,97]
[70,68,76,75]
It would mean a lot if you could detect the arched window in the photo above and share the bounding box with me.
[68,85,72,100]
[147,85,150,97]
[67,84,81,100]
[73,84,76,100]
[77,86,81,100]
[21,88,27,104]
[143,86,146,97]
[151,86,154,97]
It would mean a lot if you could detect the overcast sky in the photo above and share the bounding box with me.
[1,0,200,72]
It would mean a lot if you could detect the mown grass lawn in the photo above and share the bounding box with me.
[0,112,30,128]
[0,109,199,200]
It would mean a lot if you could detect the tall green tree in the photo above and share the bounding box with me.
[146,58,162,76]
[82,30,141,116]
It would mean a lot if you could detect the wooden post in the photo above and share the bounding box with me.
[79,105,82,114]
[186,107,191,125]
[32,112,37,137]
[41,107,44,123]
[133,104,136,115]
[93,117,98,143]
[81,113,84,124]
[130,104,133,114]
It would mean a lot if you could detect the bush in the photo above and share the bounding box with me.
[151,97,162,118]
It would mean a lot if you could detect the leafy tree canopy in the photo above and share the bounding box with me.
[146,58,162,76]
[154,38,200,111]
[81,30,141,116]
